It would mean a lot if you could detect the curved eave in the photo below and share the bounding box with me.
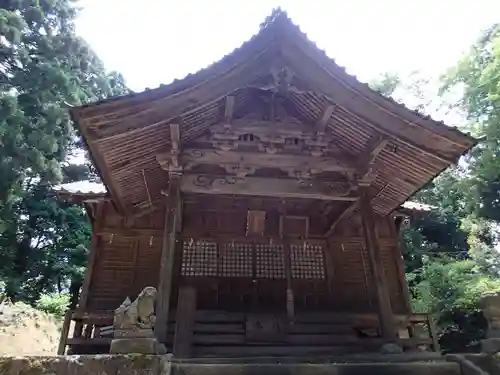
[279,18,476,149]
[69,9,477,216]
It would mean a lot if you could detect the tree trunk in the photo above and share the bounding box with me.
[69,279,81,309]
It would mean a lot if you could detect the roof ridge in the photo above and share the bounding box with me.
[260,7,290,29]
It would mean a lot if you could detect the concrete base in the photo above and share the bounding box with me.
[110,338,166,354]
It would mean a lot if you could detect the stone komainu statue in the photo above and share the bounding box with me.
[110,286,166,354]
[114,286,157,333]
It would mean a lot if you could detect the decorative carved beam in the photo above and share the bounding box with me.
[159,149,357,175]
[180,174,358,201]
[211,121,312,138]
[325,201,359,237]
[316,104,335,132]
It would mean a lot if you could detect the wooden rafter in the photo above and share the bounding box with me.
[357,136,389,182]
[280,45,473,152]
[81,47,274,138]
[316,104,335,132]
[325,201,359,237]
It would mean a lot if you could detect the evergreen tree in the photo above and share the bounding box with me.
[0,0,128,300]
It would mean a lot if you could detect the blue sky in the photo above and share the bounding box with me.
[76,0,500,94]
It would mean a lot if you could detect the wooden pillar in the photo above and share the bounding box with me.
[280,205,295,322]
[359,187,397,342]
[173,285,197,357]
[283,237,295,322]
[388,216,412,314]
[155,173,182,342]
[57,310,72,355]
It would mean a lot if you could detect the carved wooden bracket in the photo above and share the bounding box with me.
[157,123,184,174]
[181,174,358,201]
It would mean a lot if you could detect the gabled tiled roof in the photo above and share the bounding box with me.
[69,8,477,216]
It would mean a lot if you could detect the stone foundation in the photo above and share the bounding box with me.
[0,355,171,375]
[0,354,463,375]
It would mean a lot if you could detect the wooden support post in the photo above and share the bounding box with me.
[173,285,197,357]
[359,186,397,342]
[283,238,294,322]
[388,216,412,314]
[281,203,295,323]
[76,201,105,312]
[57,310,72,355]
[155,174,182,343]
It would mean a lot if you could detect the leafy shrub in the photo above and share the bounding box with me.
[35,293,70,317]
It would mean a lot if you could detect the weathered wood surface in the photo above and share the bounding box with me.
[70,12,475,221]
[360,187,396,341]
[76,201,105,312]
[57,310,72,355]
[168,149,357,173]
[173,286,197,357]
[155,175,181,342]
[181,175,358,201]
[63,308,437,355]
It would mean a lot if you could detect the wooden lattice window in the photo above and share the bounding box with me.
[255,242,285,279]
[181,239,217,277]
[290,242,325,279]
[219,241,253,277]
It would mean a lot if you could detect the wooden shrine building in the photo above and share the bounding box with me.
[59,9,477,357]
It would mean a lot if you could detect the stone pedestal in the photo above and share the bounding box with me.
[110,286,167,355]
[110,337,166,354]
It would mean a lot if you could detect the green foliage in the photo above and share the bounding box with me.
[408,259,500,352]
[411,260,500,314]
[376,23,500,353]
[442,24,500,222]
[0,0,129,302]
[35,293,70,318]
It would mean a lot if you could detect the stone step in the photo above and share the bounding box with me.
[171,361,461,375]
